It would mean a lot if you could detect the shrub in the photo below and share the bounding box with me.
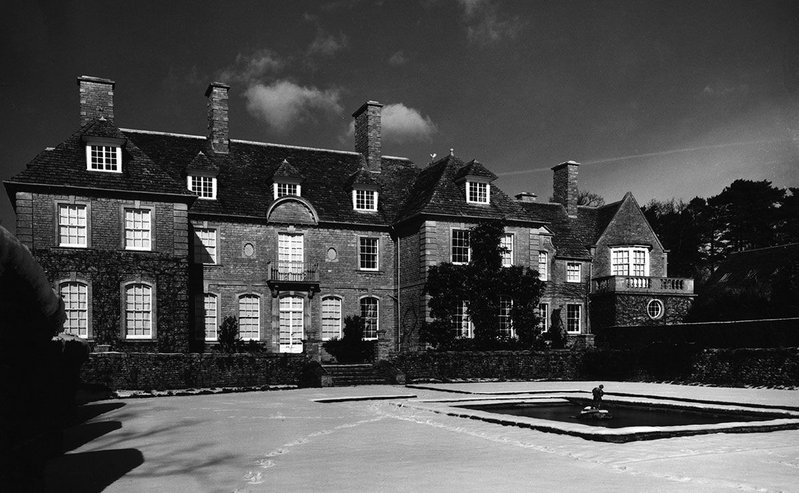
[322,316,375,363]
[218,315,239,353]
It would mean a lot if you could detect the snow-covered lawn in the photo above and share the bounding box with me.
[46,382,799,492]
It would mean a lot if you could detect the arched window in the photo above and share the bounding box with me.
[204,294,218,341]
[360,297,379,340]
[321,296,342,341]
[60,281,88,338]
[125,283,153,339]
[238,294,260,341]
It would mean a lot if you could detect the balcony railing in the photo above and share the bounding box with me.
[592,275,694,295]
[268,261,320,283]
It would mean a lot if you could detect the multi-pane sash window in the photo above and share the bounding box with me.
[125,283,152,339]
[538,302,549,331]
[566,304,581,333]
[321,297,342,341]
[238,295,260,340]
[566,262,581,283]
[204,294,218,341]
[61,282,88,338]
[466,181,489,204]
[188,176,216,199]
[498,296,513,338]
[538,251,548,281]
[451,229,471,264]
[278,233,304,279]
[360,297,379,340]
[59,204,88,247]
[452,301,473,338]
[501,233,514,267]
[275,182,300,199]
[86,145,121,172]
[279,296,304,352]
[353,189,377,211]
[194,228,217,264]
[611,247,649,276]
[359,237,379,270]
[124,208,151,250]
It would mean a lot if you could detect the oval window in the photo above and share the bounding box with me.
[243,242,255,257]
[647,299,664,320]
[327,247,337,261]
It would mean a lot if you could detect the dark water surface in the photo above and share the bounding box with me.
[458,402,781,428]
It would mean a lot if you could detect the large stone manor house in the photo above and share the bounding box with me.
[4,76,694,358]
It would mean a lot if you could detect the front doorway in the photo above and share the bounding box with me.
[279,295,304,353]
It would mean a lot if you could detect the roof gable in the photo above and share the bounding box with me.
[596,192,665,251]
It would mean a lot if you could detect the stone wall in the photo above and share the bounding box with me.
[81,352,309,390]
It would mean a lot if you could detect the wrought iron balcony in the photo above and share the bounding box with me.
[267,261,320,297]
[592,275,694,295]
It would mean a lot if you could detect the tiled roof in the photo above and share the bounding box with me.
[273,159,302,179]
[6,119,194,199]
[185,151,219,174]
[519,200,622,259]
[122,130,419,225]
[453,159,497,181]
[396,155,531,223]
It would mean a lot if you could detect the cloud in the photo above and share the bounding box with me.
[219,49,284,84]
[344,103,437,144]
[456,0,524,44]
[388,51,409,66]
[244,80,343,132]
[308,30,348,57]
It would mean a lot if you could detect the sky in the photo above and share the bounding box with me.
[1,0,798,231]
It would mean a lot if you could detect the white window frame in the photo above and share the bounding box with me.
[273,182,301,200]
[566,262,581,283]
[124,282,154,339]
[60,281,89,338]
[538,251,548,281]
[204,293,218,341]
[452,301,473,338]
[58,203,88,248]
[352,189,378,212]
[566,303,582,333]
[451,229,471,264]
[611,247,650,277]
[124,207,152,251]
[187,175,217,200]
[278,233,304,279]
[360,296,379,340]
[501,233,514,267]
[86,144,122,172]
[238,294,261,341]
[466,180,490,204]
[537,302,549,331]
[498,296,514,338]
[647,299,664,320]
[194,227,217,264]
[321,296,342,341]
[359,237,379,271]
[279,295,304,353]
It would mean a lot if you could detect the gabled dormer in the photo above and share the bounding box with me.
[185,151,219,200]
[82,118,126,173]
[454,159,497,205]
[272,159,303,200]
[349,166,380,212]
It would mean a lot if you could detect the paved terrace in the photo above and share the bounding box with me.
[47,382,799,492]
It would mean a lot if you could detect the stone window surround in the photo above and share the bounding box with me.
[321,295,343,341]
[58,276,92,340]
[566,303,582,333]
[359,295,379,341]
[193,223,218,265]
[647,298,664,320]
[358,236,380,271]
[120,278,157,340]
[538,251,548,281]
[237,293,261,341]
[203,292,219,341]
[610,245,651,277]
[55,197,91,248]
[450,227,471,265]
[501,232,514,267]
[566,262,581,283]
[120,201,154,252]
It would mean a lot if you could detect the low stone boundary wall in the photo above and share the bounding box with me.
[690,348,799,388]
[391,350,583,382]
[81,352,310,390]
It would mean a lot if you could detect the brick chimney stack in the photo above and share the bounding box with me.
[552,161,580,217]
[515,191,537,203]
[353,101,383,173]
[206,82,230,154]
[78,76,115,126]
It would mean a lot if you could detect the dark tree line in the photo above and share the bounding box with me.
[642,179,799,285]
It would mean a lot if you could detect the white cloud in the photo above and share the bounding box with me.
[308,30,348,56]
[244,80,343,132]
[388,50,409,66]
[344,103,437,144]
[219,49,284,84]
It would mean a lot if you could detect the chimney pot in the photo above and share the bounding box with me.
[206,82,230,154]
[552,161,580,217]
[352,100,383,172]
[77,75,115,126]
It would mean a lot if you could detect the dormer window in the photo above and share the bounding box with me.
[466,180,489,204]
[274,182,301,200]
[86,144,121,172]
[188,175,217,199]
[353,189,378,212]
